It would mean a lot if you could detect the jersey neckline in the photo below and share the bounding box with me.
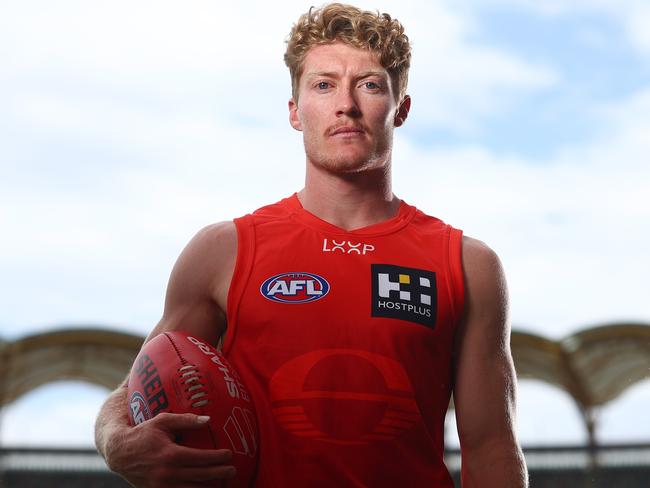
[282,193,417,237]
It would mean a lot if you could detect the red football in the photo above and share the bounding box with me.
[127,331,258,487]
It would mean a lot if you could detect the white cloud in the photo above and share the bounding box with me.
[624,5,650,54]
[0,0,284,76]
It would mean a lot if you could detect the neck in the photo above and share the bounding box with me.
[298,160,400,231]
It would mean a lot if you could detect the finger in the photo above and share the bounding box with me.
[171,445,234,467]
[153,412,212,432]
[154,462,236,485]
[139,450,235,486]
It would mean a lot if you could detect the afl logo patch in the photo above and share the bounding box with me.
[129,391,151,425]
[260,272,330,303]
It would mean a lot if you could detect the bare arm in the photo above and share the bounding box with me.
[453,237,528,487]
[95,222,238,487]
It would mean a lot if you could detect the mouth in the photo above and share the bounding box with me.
[329,126,365,137]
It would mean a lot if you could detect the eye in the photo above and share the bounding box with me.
[364,81,380,89]
[317,81,330,90]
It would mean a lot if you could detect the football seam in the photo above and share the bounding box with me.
[164,332,220,450]
[164,332,189,365]
[166,333,212,405]
[165,332,210,407]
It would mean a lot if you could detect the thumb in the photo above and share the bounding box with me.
[153,412,211,433]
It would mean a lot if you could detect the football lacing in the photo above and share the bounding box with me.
[178,364,210,408]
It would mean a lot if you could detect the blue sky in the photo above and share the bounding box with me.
[1,0,649,447]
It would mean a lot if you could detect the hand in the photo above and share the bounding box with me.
[105,412,236,488]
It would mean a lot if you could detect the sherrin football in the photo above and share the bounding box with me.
[127,331,258,487]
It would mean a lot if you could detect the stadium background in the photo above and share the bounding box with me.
[1,0,649,486]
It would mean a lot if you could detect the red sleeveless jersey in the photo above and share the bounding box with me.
[223,194,464,487]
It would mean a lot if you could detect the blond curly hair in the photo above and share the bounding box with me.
[284,3,411,102]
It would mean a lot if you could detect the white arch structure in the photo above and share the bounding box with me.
[1,323,649,446]
[0,328,142,406]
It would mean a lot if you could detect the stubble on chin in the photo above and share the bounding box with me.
[306,150,371,174]
[304,136,392,175]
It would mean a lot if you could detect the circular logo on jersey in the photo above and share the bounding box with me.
[129,391,151,425]
[269,349,420,445]
[260,272,330,303]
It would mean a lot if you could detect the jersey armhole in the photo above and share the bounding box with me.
[222,215,256,355]
[447,227,465,326]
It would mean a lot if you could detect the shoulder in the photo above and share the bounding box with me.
[462,235,501,269]
[167,221,238,302]
[461,235,506,288]
[150,221,238,344]
[460,235,508,323]
[189,221,237,248]
[178,221,238,267]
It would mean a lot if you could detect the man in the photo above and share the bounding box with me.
[95,3,528,487]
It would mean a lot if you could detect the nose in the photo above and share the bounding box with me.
[335,87,361,118]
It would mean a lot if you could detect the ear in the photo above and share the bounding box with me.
[394,95,411,127]
[288,98,302,131]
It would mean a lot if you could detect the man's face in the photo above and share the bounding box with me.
[289,42,410,174]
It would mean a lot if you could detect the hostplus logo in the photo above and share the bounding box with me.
[371,264,437,328]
